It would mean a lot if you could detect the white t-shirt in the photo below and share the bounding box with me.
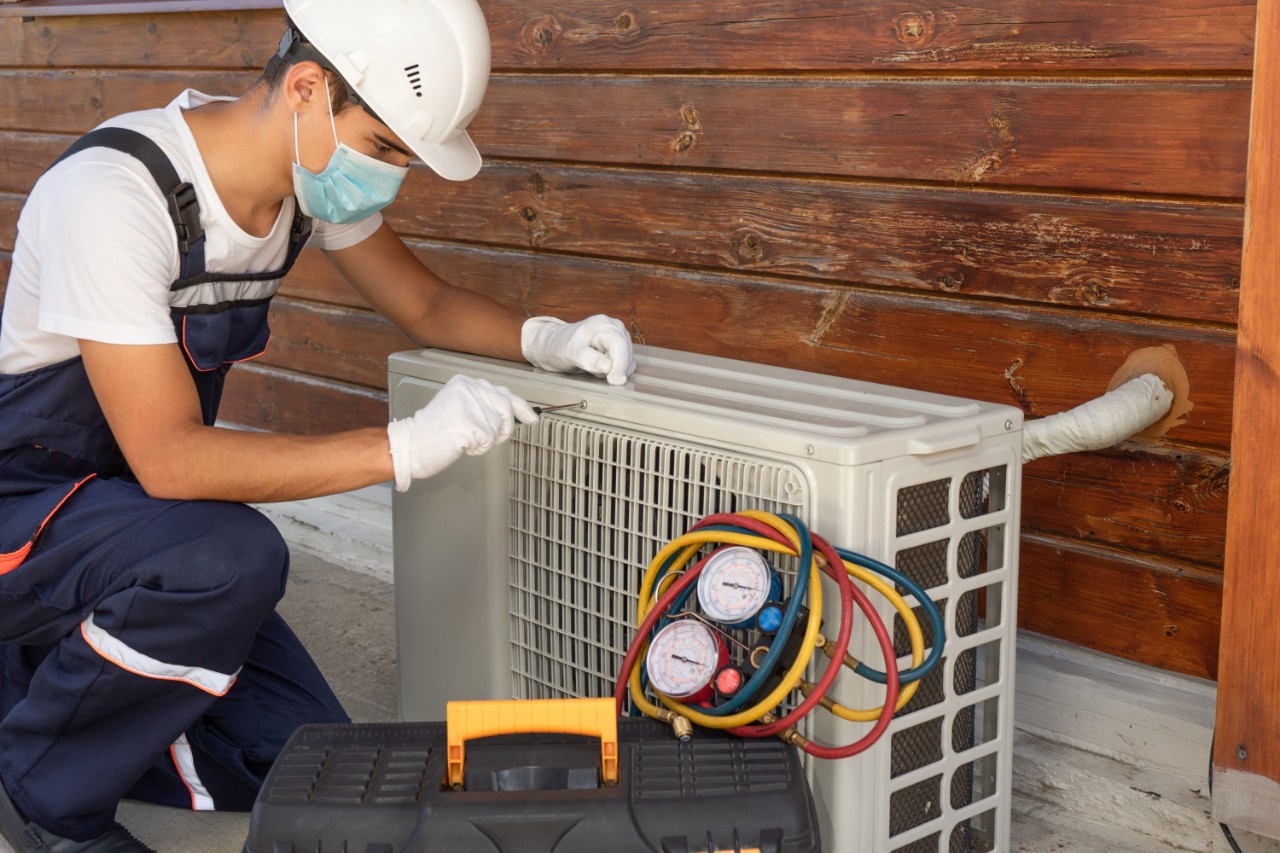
[0,89,381,374]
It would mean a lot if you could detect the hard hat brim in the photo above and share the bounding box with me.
[414,130,483,182]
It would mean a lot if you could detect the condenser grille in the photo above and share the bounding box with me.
[507,418,809,702]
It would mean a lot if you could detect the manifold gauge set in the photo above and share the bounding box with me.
[612,511,946,759]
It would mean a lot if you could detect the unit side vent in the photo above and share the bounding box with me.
[888,466,1009,853]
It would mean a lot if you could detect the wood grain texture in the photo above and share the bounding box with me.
[261,299,417,389]
[361,241,1238,444]
[0,132,76,196]
[1213,0,1280,828]
[218,362,391,435]
[0,194,20,250]
[2,70,1239,194]
[1,2,1254,73]
[243,240,1241,463]
[0,9,283,69]
[1022,444,1230,571]
[0,70,254,134]
[481,0,1256,72]
[471,75,1250,196]
[1018,533,1223,680]
[0,0,276,19]
[0,137,1246,325]
[388,163,1244,323]
[0,70,1248,196]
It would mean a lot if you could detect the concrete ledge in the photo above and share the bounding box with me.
[1015,630,1216,779]
[253,484,394,583]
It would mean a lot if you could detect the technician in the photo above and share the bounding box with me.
[0,0,633,849]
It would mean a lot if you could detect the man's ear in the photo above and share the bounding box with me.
[283,60,327,112]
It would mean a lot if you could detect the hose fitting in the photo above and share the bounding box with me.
[670,715,694,742]
[821,641,861,672]
[798,679,839,712]
[649,708,694,741]
[778,726,809,749]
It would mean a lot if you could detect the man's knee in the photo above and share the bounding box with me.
[129,501,290,611]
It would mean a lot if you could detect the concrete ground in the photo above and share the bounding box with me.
[2,537,1276,851]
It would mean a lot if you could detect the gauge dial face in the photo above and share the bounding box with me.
[645,620,722,699]
[697,546,774,624]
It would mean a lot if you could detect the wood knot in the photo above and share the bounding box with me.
[737,232,764,262]
[616,12,635,31]
[671,105,703,154]
[893,12,935,46]
[988,114,1015,147]
[672,132,698,153]
[935,271,964,292]
[1083,280,1110,303]
[523,14,562,54]
[1062,273,1117,307]
[679,104,703,131]
[520,204,547,247]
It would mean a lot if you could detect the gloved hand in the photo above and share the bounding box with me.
[386,374,538,492]
[521,314,635,386]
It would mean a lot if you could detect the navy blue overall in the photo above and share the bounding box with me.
[0,128,348,841]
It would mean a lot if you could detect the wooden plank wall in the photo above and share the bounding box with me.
[0,1,1253,681]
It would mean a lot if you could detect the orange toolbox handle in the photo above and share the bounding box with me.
[445,698,619,789]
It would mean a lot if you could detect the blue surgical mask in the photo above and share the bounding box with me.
[292,77,409,224]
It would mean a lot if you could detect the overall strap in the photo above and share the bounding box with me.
[55,127,208,280]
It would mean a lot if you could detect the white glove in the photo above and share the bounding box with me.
[386,374,538,492]
[521,314,635,386]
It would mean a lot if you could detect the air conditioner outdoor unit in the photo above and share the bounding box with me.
[388,345,1023,853]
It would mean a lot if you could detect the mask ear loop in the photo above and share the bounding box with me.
[294,74,341,167]
[321,74,339,146]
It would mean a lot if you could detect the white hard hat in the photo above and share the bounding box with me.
[280,0,491,181]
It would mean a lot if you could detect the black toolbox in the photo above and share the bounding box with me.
[242,711,821,852]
